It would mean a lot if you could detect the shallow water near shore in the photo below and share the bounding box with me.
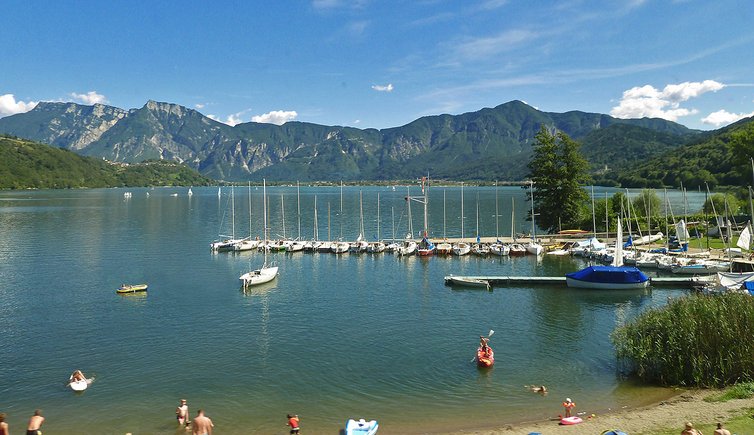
[0,186,701,434]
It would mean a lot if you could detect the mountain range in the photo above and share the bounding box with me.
[0,99,701,182]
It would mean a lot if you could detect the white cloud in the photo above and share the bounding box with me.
[454,29,539,59]
[701,109,754,127]
[207,111,247,126]
[70,91,108,105]
[610,80,725,122]
[195,103,205,109]
[0,94,38,117]
[371,83,394,92]
[251,110,298,125]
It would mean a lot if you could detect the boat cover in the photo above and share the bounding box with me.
[566,266,649,284]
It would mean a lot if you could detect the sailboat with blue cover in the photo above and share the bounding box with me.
[566,218,650,289]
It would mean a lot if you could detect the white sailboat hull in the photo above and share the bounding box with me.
[240,266,279,287]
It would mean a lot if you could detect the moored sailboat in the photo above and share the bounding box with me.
[240,179,278,288]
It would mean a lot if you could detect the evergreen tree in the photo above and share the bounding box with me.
[527,126,591,233]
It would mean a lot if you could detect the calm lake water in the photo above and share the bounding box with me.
[0,186,705,434]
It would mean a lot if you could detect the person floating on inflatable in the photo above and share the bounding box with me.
[562,397,576,417]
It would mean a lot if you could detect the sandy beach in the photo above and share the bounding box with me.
[439,389,754,435]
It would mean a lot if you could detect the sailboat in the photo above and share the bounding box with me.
[490,183,509,256]
[566,218,649,289]
[471,195,489,256]
[368,192,386,253]
[211,185,247,252]
[350,191,369,253]
[452,183,471,256]
[509,197,527,256]
[415,177,435,256]
[525,180,544,256]
[304,195,320,252]
[436,190,453,255]
[188,186,193,197]
[236,182,260,252]
[331,182,350,254]
[240,179,279,288]
[398,186,417,256]
[287,182,306,252]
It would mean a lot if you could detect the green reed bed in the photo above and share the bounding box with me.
[612,293,754,387]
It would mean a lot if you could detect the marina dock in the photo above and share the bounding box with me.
[444,275,708,288]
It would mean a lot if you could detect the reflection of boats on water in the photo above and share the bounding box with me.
[240,279,278,296]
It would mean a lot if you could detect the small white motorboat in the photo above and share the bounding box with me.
[444,275,491,290]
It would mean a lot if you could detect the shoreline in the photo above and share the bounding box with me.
[434,389,754,435]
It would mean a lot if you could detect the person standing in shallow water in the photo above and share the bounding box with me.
[287,414,300,434]
[176,399,189,428]
[26,409,45,435]
[0,413,8,435]
[192,409,213,435]
[562,398,575,417]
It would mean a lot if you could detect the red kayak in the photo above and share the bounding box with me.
[476,346,494,367]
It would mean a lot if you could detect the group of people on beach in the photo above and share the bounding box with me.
[175,399,300,434]
[0,409,45,435]
[682,421,733,435]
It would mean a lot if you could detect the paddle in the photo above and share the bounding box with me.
[471,330,495,362]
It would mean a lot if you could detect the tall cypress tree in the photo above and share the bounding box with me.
[527,126,590,233]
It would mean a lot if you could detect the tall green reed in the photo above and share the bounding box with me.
[612,293,754,387]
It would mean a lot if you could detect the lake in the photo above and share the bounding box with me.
[0,185,704,434]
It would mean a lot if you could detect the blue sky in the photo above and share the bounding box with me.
[2,0,753,130]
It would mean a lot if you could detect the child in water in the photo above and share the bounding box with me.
[287,414,300,434]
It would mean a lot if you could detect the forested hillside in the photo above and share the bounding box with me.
[0,135,212,189]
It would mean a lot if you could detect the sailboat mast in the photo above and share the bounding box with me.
[530,180,536,240]
[392,206,395,241]
[461,182,465,240]
[377,192,381,241]
[314,196,318,241]
[328,202,331,241]
[359,190,364,238]
[297,181,301,240]
[476,193,480,241]
[423,176,428,238]
[605,192,609,239]
[340,180,343,240]
[591,185,597,239]
[495,181,499,239]
[249,181,252,240]
[281,194,286,239]
[443,189,446,239]
[511,197,516,242]
[406,186,413,238]
[262,180,267,242]
[231,185,236,240]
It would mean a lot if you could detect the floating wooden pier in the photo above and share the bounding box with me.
[444,275,708,288]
